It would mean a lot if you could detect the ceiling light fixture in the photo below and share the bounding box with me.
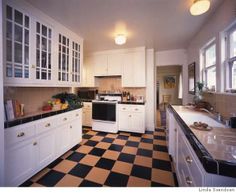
[115,34,126,45]
[190,0,210,16]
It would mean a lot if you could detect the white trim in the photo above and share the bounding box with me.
[0,0,5,186]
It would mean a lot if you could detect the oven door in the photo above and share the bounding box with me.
[92,102,116,122]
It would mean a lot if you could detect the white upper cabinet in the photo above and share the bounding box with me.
[107,53,123,75]
[82,56,95,87]
[122,48,146,87]
[3,0,83,87]
[94,54,108,76]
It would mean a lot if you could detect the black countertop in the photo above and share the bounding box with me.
[4,107,82,129]
[168,105,236,178]
[118,101,145,105]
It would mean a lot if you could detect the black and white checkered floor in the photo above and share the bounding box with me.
[21,127,178,187]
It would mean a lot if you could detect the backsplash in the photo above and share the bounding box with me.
[4,87,70,114]
[203,92,236,118]
[95,77,146,98]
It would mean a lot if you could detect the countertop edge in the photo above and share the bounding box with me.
[168,105,236,178]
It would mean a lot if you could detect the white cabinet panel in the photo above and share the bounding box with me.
[5,139,36,186]
[131,112,145,133]
[107,53,123,75]
[82,57,95,87]
[118,111,131,132]
[94,54,107,76]
[36,130,55,169]
[82,102,92,127]
[122,53,133,87]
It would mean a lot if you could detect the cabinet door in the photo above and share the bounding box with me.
[94,54,107,76]
[118,111,131,132]
[133,51,146,87]
[58,34,70,82]
[122,53,133,87]
[36,130,55,169]
[35,21,52,81]
[5,5,31,83]
[107,53,123,75]
[56,125,70,156]
[69,119,82,148]
[71,41,81,84]
[5,139,36,186]
[131,112,145,133]
[82,57,95,87]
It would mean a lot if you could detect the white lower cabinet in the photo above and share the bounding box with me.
[5,139,36,186]
[4,109,82,186]
[167,109,236,186]
[118,104,145,133]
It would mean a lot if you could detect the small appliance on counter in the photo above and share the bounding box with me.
[78,89,98,101]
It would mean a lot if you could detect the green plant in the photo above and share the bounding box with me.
[196,81,204,92]
[52,92,83,109]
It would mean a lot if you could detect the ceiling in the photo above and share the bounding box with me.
[25,0,223,54]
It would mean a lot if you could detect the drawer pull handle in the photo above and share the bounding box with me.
[135,108,139,111]
[45,123,51,127]
[70,125,72,129]
[17,132,25,137]
[186,177,192,185]
[186,156,193,164]
[33,142,37,146]
[63,118,67,121]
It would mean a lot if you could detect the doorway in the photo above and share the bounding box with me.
[156,65,183,127]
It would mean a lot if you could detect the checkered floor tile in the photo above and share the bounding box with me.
[21,127,178,187]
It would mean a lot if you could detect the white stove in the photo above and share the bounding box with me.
[91,94,121,133]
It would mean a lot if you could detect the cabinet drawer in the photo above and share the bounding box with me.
[131,105,145,112]
[57,111,74,125]
[36,116,57,135]
[5,123,36,147]
[83,102,92,109]
[119,104,132,112]
[181,136,204,186]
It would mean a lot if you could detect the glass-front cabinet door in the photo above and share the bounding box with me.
[5,5,30,80]
[36,22,52,81]
[72,41,80,83]
[58,34,69,82]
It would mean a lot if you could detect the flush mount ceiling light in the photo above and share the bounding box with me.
[190,0,210,16]
[115,34,126,45]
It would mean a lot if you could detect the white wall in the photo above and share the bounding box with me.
[155,49,188,105]
[145,49,155,131]
[187,0,236,102]
[0,0,4,186]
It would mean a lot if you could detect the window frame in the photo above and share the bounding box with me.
[201,41,217,91]
[225,24,236,89]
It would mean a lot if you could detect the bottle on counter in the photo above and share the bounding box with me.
[127,92,130,101]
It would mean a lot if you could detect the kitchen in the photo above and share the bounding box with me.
[0,0,236,188]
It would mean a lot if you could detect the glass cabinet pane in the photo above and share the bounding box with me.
[6,5,30,79]
[35,21,52,80]
[14,24,23,42]
[14,10,23,25]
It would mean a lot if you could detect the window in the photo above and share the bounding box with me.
[227,26,236,89]
[202,42,216,91]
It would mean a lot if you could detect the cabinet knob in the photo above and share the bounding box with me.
[63,117,67,121]
[123,108,126,110]
[45,123,51,127]
[135,108,139,111]
[174,128,177,132]
[33,142,37,146]
[186,177,192,185]
[17,132,25,137]
[129,115,132,117]
[185,156,193,164]
[31,65,36,69]
[76,114,79,117]
[70,125,72,129]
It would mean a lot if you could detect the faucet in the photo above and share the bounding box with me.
[199,108,222,122]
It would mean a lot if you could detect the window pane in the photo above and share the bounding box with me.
[14,24,23,42]
[205,44,216,67]
[25,16,29,28]
[230,30,236,58]
[14,10,23,25]
[206,66,216,91]
[7,6,12,20]
[232,61,236,89]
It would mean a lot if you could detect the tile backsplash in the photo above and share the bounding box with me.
[203,92,236,118]
[95,77,146,98]
[4,87,70,114]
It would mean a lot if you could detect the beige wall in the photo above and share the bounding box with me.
[156,65,182,106]
[4,87,70,114]
[203,92,236,119]
[95,77,146,98]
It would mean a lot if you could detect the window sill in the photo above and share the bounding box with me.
[203,91,236,96]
